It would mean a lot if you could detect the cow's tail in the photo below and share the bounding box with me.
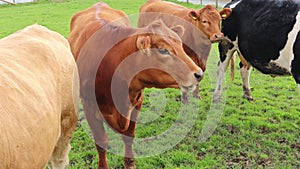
[230,53,236,82]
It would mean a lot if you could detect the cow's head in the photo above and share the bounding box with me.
[135,20,203,92]
[188,5,232,42]
[218,38,236,62]
[218,9,239,63]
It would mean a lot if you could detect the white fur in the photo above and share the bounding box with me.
[298,84,300,94]
[229,0,241,9]
[271,11,300,71]
[213,40,237,101]
[240,67,251,91]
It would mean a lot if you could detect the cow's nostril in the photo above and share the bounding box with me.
[194,73,201,79]
[194,69,203,82]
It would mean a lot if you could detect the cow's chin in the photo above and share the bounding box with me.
[210,38,223,43]
[180,84,197,93]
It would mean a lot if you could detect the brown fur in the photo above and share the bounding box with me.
[138,0,232,101]
[68,2,202,169]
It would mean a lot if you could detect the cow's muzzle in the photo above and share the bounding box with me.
[210,33,224,43]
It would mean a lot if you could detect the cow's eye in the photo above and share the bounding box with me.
[202,20,208,24]
[158,48,170,55]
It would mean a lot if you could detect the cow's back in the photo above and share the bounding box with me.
[0,24,78,169]
[140,0,190,22]
[68,2,130,60]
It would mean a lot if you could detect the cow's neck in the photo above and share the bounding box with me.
[107,34,145,105]
[96,35,144,133]
[115,35,140,61]
[125,36,146,103]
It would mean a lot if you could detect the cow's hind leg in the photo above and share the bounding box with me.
[291,33,300,94]
[48,108,78,169]
[291,71,300,93]
[122,102,141,169]
[291,58,300,94]
[93,121,109,169]
[83,98,109,169]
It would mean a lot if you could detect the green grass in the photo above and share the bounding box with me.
[1,0,299,168]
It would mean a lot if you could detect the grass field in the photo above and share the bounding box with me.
[1,0,299,168]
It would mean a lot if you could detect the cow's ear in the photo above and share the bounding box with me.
[171,25,185,38]
[136,36,151,56]
[188,10,199,21]
[219,8,232,20]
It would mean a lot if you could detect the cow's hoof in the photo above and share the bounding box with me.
[212,94,221,103]
[243,94,254,101]
[124,158,136,169]
[98,166,109,169]
[124,164,136,169]
[124,165,136,169]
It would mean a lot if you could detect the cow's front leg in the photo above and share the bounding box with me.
[240,63,253,101]
[83,99,109,169]
[213,56,231,102]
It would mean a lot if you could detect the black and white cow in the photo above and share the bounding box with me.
[213,0,300,102]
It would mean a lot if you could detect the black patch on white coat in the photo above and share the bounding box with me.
[220,0,300,77]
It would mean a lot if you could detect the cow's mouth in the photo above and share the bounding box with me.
[180,84,197,93]
[210,35,225,43]
[210,38,223,43]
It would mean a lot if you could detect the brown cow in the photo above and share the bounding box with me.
[138,0,232,103]
[68,2,203,169]
[0,24,79,169]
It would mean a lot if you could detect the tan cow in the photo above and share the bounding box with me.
[138,0,232,103]
[0,24,79,169]
[68,2,203,169]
